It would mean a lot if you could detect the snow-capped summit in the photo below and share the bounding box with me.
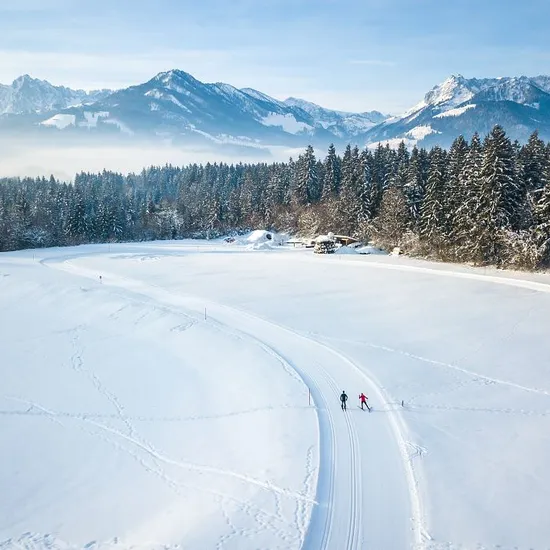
[423,74,476,109]
[363,73,550,149]
[402,74,478,118]
[403,74,550,120]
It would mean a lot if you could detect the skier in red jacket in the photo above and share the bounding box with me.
[359,393,370,411]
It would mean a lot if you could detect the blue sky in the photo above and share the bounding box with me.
[0,0,549,114]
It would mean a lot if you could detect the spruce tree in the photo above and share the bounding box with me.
[321,144,341,200]
[404,146,426,230]
[337,145,362,235]
[520,131,546,192]
[533,152,550,267]
[374,185,410,249]
[474,125,519,263]
[454,132,483,261]
[419,146,447,254]
[446,135,469,253]
[516,131,547,229]
[300,145,321,203]
[358,148,374,226]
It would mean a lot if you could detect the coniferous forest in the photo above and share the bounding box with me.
[1,125,550,270]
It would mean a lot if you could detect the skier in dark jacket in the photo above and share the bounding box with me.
[340,391,348,410]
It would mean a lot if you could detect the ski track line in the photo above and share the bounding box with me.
[6,396,184,497]
[68,325,182,487]
[203,301,366,549]
[86,405,317,505]
[5,397,294,546]
[315,333,550,399]
[43,256,343,549]
[301,367,336,550]
[7,394,314,506]
[44,253,423,549]
[199,316,334,550]
[186,297,427,548]
[0,405,313,423]
[289,253,550,295]
[45,259,319,495]
[321,368,362,550]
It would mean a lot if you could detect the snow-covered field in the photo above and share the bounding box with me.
[1,240,550,550]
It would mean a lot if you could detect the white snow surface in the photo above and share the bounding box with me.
[356,245,388,255]
[224,230,287,250]
[40,114,76,129]
[406,125,438,140]
[2,241,550,550]
[334,245,357,255]
[434,104,477,118]
[260,113,312,134]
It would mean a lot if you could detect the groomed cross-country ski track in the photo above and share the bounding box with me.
[3,239,550,550]
[45,247,426,550]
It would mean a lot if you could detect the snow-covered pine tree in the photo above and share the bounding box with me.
[321,144,341,201]
[264,164,284,227]
[372,184,410,250]
[370,143,389,217]
[473,125,520,264]
[290,151,309,207]
[533,150,550,267]
[404,146,427,230]
[516,131,547,229]
[519,131,546,193]
[336,145,362,235]
[453,132,483,261]
[445,135,470,255]
[291,145,319,206]
[390,141,409,191]
[65,192,88,243]
[395,141,410,175]
[419,146,447,255]
[357,148,374,227]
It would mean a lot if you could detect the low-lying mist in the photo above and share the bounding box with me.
[0,138,304,180]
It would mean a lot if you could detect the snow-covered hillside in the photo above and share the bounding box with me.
[2,240,550,550]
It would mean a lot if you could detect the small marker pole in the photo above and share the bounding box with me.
[401,400,404,407]
[308,389,311,406]
[204,307,207,321]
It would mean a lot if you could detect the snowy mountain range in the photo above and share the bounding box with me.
[0,71,385,149]
[362,74,550,148]
[1,71,550,150]
[0,75,110,116]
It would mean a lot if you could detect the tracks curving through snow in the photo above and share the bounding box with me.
[45,254,424,549]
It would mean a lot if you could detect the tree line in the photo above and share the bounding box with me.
[1,125,549,269]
